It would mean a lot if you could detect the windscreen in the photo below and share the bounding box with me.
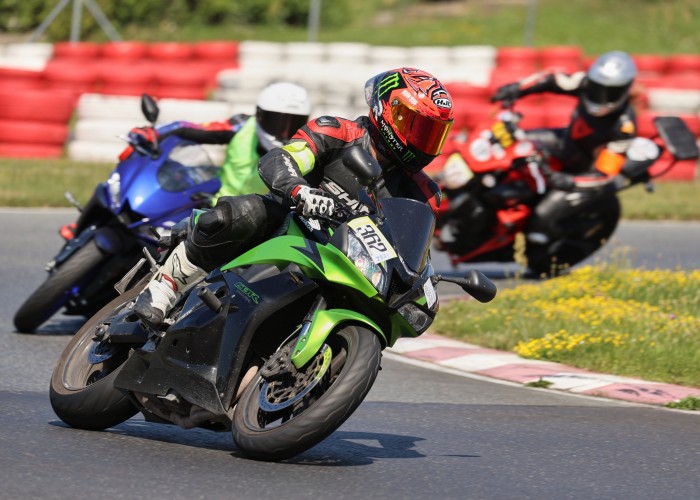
[379,197,435,273]
[157,144,220,192]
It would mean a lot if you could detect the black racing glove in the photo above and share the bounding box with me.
[490,82,521,103]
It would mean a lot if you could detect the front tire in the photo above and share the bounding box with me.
[232,325,382,461]
[49,284,145,430]
[14,240,106,333]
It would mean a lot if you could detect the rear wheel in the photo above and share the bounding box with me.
[527,196,620,277]
[14,240,106,333]
[49,284,145,430]
[232,325,382,461]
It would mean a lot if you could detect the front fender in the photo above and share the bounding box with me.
[291,308,385,368]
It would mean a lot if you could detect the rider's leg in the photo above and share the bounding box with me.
[133,194,287,326]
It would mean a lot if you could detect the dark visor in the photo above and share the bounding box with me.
[584,80,630,106]
[256,109,309,141]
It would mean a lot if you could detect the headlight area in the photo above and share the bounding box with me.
[347,232,387,293]
[398,303,433,334]
[395,277,439,334]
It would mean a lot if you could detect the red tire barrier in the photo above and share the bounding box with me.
[44,61,99,84]
[0,143,63,158]
[153,63,208,87]
[539,46,583,73]
[0,120,68,145]
[147,42,194,60]
[53,41,101,60]
[100,83,155,97]
[666,54,700,75]
[452,100,495,132]
[0,89,75,123]
[101,41,148,60]
[444,82,490,102]
[97,61,154,85]
[0,67,44,90]
[152,86,207,100]
[496,46,539,70]
[633,54,667,75]
[193,41,239,61]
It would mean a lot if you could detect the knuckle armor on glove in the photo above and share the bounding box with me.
[293,185,335,217]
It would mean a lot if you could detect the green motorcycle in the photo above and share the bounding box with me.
[49,148,497,462]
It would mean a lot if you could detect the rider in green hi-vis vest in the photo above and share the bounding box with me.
[125,82,311,205]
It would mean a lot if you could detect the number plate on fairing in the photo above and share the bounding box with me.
[348,217,397,264]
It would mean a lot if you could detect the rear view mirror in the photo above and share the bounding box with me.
[654,116,699,161]
[342,147,382,187]
[437,270,497,303]
[141,93,160,125]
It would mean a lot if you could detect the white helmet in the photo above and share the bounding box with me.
[583,51,637,117]
[256,82,311,151]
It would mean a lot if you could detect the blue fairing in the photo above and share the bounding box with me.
[114,136,221,228]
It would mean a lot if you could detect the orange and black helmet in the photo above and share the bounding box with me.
[365,68,454,173]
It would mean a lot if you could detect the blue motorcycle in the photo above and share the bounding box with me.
[14,95,221,333]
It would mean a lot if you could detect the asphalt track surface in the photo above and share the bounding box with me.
[1,209,699,499]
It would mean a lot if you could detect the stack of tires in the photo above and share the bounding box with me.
[0,88,73,159]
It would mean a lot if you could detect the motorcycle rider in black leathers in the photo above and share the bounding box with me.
[133,68,454,326]
[491,50,641,244]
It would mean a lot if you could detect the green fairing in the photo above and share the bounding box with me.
[220,234,379,299]
[291,309,384,368]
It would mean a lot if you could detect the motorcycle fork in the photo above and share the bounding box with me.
[290,295,327,369]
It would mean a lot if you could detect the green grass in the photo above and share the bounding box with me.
[114,0,700,55]
[0,158,113,207]
[432,261,700,388]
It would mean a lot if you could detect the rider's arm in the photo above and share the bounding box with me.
[258,116,368,204]
[258,140,316,203]
[494,71,585,101]
[158,114,249,145]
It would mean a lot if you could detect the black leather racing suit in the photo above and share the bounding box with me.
[505,70,640,240]
[181,115,442,270]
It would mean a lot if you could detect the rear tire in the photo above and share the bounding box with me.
[49,284,144,430]
[14,240,106,333]
[527,196,620,277]
[232,325,382,461]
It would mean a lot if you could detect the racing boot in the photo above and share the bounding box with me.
[133,242,207,327]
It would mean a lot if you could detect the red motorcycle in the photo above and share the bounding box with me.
[433,106,699,276]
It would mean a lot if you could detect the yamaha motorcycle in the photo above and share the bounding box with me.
[49,147,497,462]
[434,106,699,276]
[14,95,221,333]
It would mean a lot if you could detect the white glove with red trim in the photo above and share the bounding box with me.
[291,185,336,217]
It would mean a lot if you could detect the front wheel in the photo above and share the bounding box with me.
[14,239,106,333]
[49,284,145,430]
[232,325,382,461]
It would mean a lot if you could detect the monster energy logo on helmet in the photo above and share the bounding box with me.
[377,72,401,98]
